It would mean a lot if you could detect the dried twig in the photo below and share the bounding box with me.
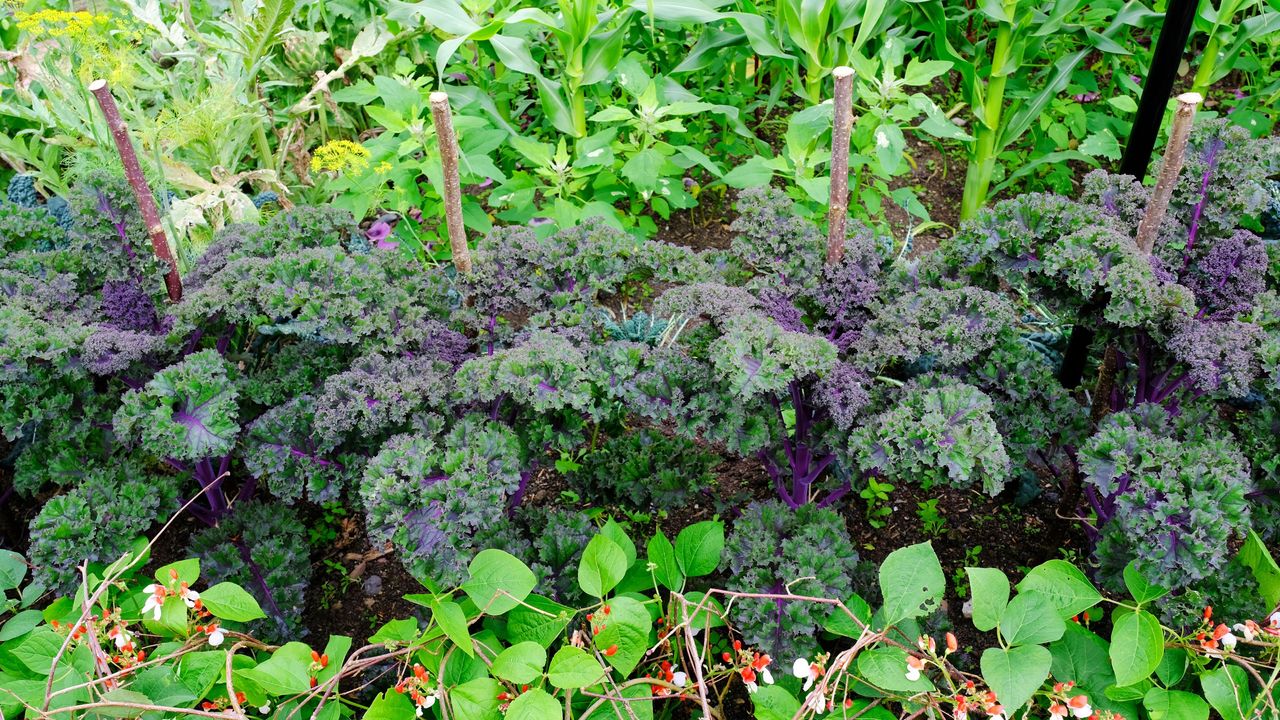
[827,66,855,265]
[1135,92,1202,255]
[429,91,473,274]
[88,79,183,302]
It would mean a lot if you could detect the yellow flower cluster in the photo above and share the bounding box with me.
[15,9,113,41]
[309,140,371,175]
[15,9,140,85]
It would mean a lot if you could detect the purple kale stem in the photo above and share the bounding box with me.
[215,331,232,356]
[816,479,851,508]
[1135,333,1151,404]
[231,536,288,627]
[193,457,229,521]
[1150,371,1189,404]
[1181,138,1224,271]
[507,468,533,514]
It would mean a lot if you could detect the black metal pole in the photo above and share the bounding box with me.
[1058,0,1201,390]
[1119,0,1201,179]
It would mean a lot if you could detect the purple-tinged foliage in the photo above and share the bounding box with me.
[814,362,871,432]
[756,287,807,333]
[100,279,160,331]
[848,376,1011,495]
[113,349,240,462]
[725,500,860,660]
[1180,230,1268,318]
[729,187,824,285]
[361,419,524,588]
[190,500,311,641]
[1080,404,1251,590]
[245,395,360,505]
[802,235,883,349]
[651,282,760,324]
[855,286,1013,370]
[81,327,166,375]
[1080,170,1148,228]
[312,353,451,446]
[1165,318,1262,399]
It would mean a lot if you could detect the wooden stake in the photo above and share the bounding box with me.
[1135,92,1202,255]
[89,79,183,302]
[826,66,855,265]
[429,91,473,274]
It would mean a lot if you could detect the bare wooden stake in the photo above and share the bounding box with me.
[89,79,183,302]
[1135,92,1202,255]
[826,66,855,265]
[429,91,473,274]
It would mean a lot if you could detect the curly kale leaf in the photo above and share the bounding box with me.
[729,187,824,286]
[455,331,596,414]
[28,462,180,591]
[1080,404,1252,591]
[244,395,361,504]
[189,501,311,640]
[114,350,240,461]
[725,501,860,660]
[312,353,451,446]
[569,428,716,509]
[855,286,1013,370]
[849,376,1010,495]
[708,315,837,400]
[360,418,525,588]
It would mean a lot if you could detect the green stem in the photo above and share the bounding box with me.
[253,117,274,173]
[804,69,822,105]
[1190,33,1222,98]
[570,85,587,138]
[960,22,1012,220]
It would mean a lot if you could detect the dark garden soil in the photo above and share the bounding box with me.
[299,510,423,642]
[651,188,739,252]
[843,480,1089,658]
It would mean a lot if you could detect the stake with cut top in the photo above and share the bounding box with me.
[89,79,183,302]
[1134,92,1202,255]
[826,66,855,265]
[429,91,473,274]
